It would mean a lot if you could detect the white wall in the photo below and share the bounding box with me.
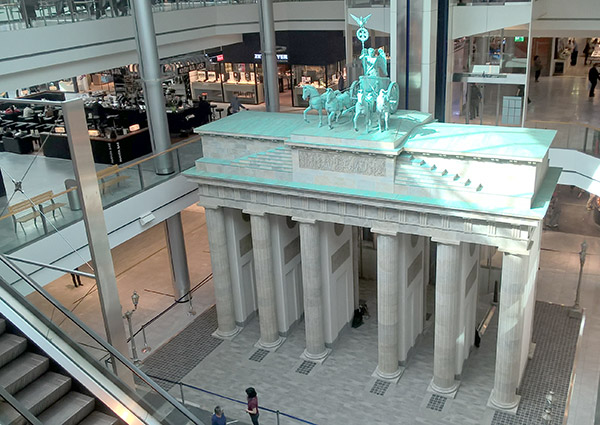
[224,208,256,325]
[533,0,600,37]
[397,234,425,363]
[451,3,532,39]
[456,242,479,375]
[0,1,344,93]
[319,222,354,346]
[270,215,303,335]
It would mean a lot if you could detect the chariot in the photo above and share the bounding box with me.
[301,14,400,132]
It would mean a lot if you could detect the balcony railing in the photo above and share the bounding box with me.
[526,120,600,158]
[0,0,340,32]
[0,134,202,255]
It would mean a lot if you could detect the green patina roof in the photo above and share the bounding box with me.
[404,123,555,162]
[197,111,555,162]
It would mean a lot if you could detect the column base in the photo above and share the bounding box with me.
[300,347,332,364]
[255,336,286,352]
[568,307,583,319]
[211,326,242,341]
[372,366,404,383]
[487,390,520,414]
[428,378,460,399]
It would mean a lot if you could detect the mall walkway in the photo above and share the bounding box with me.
[4,68,600,424]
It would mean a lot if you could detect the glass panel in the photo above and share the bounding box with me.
[0,256,202,424]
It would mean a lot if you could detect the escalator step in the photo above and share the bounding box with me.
[38,391,95,425]
[79,411,123,425]
[0,372,71,425]
[0,333,27,369]
[0,352,49,394]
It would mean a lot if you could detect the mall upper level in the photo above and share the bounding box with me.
[2,0,598,94]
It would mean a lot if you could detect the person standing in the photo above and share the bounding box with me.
[533,56,543,82]
[571,40,579,66]
[229,96,247,114]
[245,387,259,425]
[71,267,83,288]
[469,84,482,120]
[211,406,226,425]
[584,41,591,65]
[589,63,599,97]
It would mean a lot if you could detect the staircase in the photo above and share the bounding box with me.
[0,316,123,425]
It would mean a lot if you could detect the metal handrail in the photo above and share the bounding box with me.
[0,254,204,425]
[130,272,212,340]
[148,376,319,425]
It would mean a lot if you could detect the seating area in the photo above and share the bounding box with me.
[7,190,65,234]
[96,164,128,194]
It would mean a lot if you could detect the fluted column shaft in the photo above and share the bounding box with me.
[432,242,461,394]
[249,213,281,347]
[205,207,237,337]
[375,232,401,378]
[298,220,328,360]
[489,252,527,410]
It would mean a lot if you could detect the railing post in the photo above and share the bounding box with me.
[179,382,185,404]
[583,127,589,154]
[276,410,281,425]
[137,164,145,190]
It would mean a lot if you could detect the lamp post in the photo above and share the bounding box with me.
[123,290,141,365]
[570,241,587,318]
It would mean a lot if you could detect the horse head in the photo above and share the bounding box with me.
[302,85,318,101]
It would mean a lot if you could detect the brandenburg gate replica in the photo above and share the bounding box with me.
[183,20,558,414]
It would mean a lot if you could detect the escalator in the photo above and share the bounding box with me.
[0,255,206,425]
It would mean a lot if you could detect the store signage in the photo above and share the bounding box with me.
[254,53,289,62]
[216,54,224,62]
[514,36,525,42]
[176,63,206,75]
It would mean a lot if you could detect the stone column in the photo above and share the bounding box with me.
[297,219,330,362]
[248,212,284,350]
[374,230,402,381]
[488,252,528,412]
[165,213,191,303]
[205,207,241,339]
[430,241,461,397]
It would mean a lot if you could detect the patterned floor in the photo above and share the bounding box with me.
[492,302,581,425]
[139,288,582,425]
[141,305,222,391]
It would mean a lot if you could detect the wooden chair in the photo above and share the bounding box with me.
[96,164,129,194]
[31,191,66,220]
[8,199,40,234]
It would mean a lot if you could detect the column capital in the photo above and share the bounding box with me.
[497,248,531,257]
[242,209,267,217]
[201,202,222,210]
[371,227,397,236]
[292,216,317,225]
[431,237,461,246]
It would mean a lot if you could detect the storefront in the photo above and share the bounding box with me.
[291,63,345,107]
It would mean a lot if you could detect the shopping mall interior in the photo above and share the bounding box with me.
[0,0,599,424]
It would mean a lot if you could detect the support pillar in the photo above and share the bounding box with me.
[258,0,280,112]
[429,241,461,397]
[248,212,284,350]
[297,219,330,362]
[488,252,528,413]
[373,231,402,381]
[352,226,360,310]
[165,213,191,303]
[63,99,131,384]
[205,207,241,339]
[131,0,174,175]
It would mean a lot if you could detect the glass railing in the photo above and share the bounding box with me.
[0,254,204,424]
[346,0,389,8]
[147,377,318,425]
[0,0,341,32]
[526,120,600,157]
[456,0,530,5]
[0,135,202,255]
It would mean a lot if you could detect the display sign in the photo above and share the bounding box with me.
[254,53,289,62]
[176,63,206,75]
[216,54,224,62]
[514,36,525,42]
